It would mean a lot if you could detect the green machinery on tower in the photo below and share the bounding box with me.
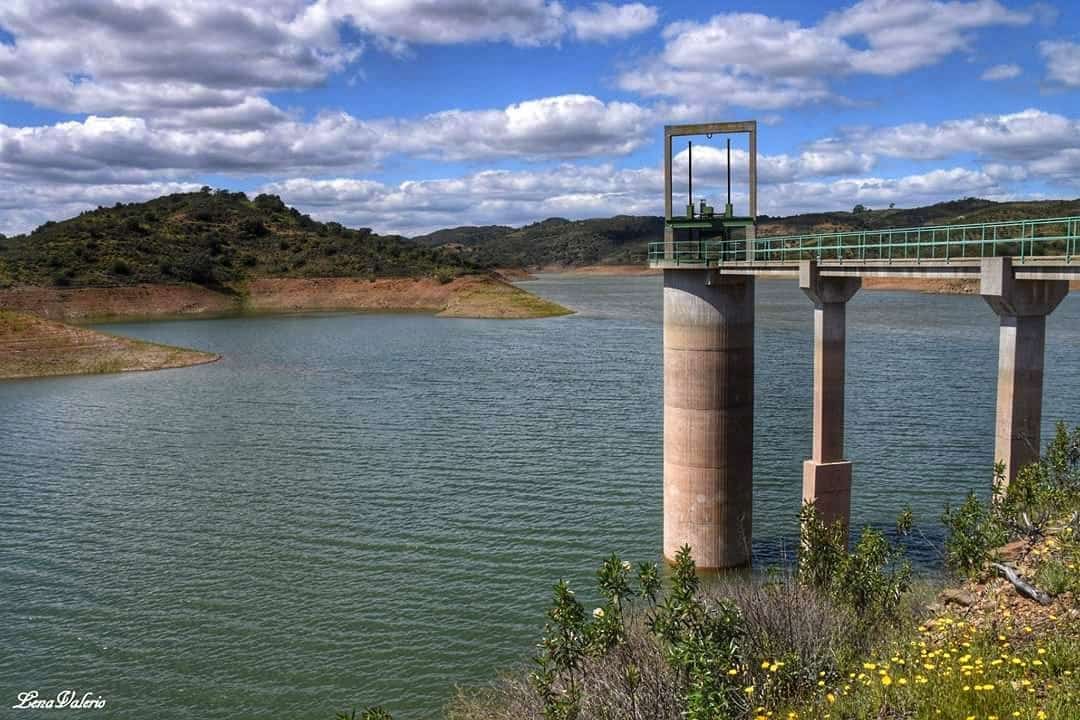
[663,121,758,263]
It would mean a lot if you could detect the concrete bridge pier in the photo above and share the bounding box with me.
[981,258,1069,491]
[663,269,755,568]
[799,261,861,532]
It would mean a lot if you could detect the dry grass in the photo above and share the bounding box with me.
[447,616,681,720]
[446,580,859,720]
[0,309,218,379]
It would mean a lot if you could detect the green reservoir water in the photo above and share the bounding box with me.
[2,275,1078,719]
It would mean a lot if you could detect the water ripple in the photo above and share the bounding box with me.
[0,277,1076,719]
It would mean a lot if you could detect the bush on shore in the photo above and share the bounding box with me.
[345,424,1080,720]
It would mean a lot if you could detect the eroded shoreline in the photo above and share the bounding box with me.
[0,310,220,380]
[0,274,573,324]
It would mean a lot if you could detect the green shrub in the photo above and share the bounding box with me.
[798,504,912,636]
[650,547,745,720]
[1034,559,1079,597]
[941,423,1080,578]
[942,491,1006,576]
[997,422,1080,534]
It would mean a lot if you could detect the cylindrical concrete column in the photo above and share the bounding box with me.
[663,269,754,569]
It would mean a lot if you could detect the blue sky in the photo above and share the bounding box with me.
[0,0,1078,236]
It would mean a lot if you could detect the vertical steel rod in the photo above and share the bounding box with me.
[687,141,692,215]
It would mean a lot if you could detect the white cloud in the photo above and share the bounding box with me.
[0,94,654,188]
[0,159,1025,238]
[0,114,385,182]
[305,0,568,47]
[1040,40,1080,88]
[1027,150,1080,182]
[672,145,874,187]
[258,165,659,235]
[760,168,1006,216]
[0,1,657,121]
[254,162,1018,237]
[847,109,1080,163]
[981,63,1021,81]
[392,95,653,160]
[568,3,658,41]
[621,0,1030,109]
[0,1,360,120]
[820,0,1029,75]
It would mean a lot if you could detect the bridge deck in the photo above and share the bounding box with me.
[649,215,1079,278]
[649,256,1079,280]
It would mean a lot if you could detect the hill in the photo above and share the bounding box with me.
[414,197,1080,269]
[413,215,664,267]
[2,194,1078,291]
[0,188,475,289]
[756,197,1080,236]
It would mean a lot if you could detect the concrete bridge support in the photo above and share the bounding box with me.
[800,262,861,531]
[663,269,755,568]
[981,258,1069,491]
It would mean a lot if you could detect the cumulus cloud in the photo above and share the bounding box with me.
[0,158,1020,238]
[672,145,874,187]
[620,0,1029,108]
[0,114,385,182]
[819,0,1029,74]
[392,95,653,160]
[303,0,568,46]
[0,1,658,120]
[568,3,658,41]
[0,94,655,188]
[760,168,1007,216]
[0,1,359,120]
[981,64,1022,81]
[845,109,1080,163]
[6,102,1076,236]
[1040,40,1080,88]
[253,163,1015,237]
[257,165,659,235]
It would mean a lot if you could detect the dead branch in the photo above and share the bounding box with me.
[991,562,1052,606]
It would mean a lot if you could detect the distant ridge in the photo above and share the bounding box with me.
[411,197,1080,269]
[3,194,1079,289]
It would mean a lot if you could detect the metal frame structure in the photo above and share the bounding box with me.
[664,121,757,221]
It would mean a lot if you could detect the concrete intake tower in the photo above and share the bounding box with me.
[653,120,1078,569]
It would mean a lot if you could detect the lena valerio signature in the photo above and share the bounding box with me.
[12,690,107,710]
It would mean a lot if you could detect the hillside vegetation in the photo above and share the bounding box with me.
[757,197,1080,236]
[413,215,664,267]
[2,195,1079,291]
[415,197,1080,269]
[0,189,474,289]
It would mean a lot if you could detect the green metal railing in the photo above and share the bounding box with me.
[649,216,1080,266]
